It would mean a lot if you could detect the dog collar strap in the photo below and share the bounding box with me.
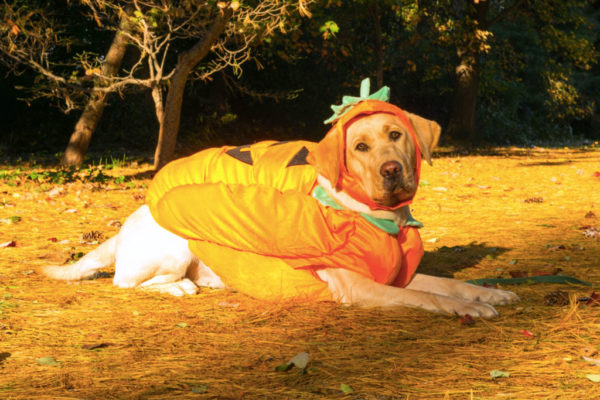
[405,214,424,228]
[312,185,401,235]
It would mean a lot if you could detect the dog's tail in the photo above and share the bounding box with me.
[41,235,118,281]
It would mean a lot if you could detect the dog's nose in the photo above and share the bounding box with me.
[380,161,402,177]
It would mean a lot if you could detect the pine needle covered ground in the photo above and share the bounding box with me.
[1,146,599,399]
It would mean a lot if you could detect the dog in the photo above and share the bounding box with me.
[43,99,518,317]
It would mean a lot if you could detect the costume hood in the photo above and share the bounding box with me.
[307,98,422,211]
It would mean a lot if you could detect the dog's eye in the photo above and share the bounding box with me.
[355,143,369,152]
[389,131,402,141]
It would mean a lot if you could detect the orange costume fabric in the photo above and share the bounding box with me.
[146,100,424,301]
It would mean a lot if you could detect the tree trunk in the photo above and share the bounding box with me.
[153,10,233,170]
[446,51,481,141]
[151,84,164,125]
[446,1,489,141]
[61,17,130,166]
[369,1,384,88]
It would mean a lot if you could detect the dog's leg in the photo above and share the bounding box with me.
[137,275,199,297]
[134,260,226,296]
[110,206,197,295]
[405,274,519,305]
[186,258,226,289]
[317,269,500,317]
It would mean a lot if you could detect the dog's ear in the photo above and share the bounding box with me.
[307,126,342,188]
[404,112,441,166]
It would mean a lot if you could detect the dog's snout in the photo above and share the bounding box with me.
[380,161,402,178]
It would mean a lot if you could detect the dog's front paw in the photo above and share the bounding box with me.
[439,298,499,318]
[483,288,519,305]
[457,284,519,306]
[139,278,199,296]
[469,286,519,306]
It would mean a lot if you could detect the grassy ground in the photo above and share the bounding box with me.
[1,145,600,399]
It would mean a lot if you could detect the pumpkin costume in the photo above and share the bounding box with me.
[146,81,425,302]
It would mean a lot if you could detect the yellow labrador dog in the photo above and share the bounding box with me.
[43,110,518,317]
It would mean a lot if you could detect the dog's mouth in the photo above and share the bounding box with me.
[382,175,405,192]
[372,161,416,206]
[373,178,415,206]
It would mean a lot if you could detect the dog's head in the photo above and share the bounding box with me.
[308,100,440,210]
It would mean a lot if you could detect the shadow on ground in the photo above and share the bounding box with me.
[418,242,510,277]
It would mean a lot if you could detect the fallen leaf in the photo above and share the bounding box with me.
[531,268,562,276]
[0,216,21,224]
[275,352,309,372]
[107,220,122,228]
[8,20,20,36]
[289,352,309,369]
[581,227,600,239]
[82,231,104,241]
[547,245,566,251]
[585,211,597,219]
[63,208,78,214]
[36,356,59,366]
[459,314,475,325]
[524,197,544,203]
[490,370,510,379]
[218,301,240,308]
[275,363,294,372]
[191,385,207,393]
[593,171,600,178]
[589,292,600,306]
[586,374,600,383]
[339,383,354,394]
[69,252,84,261]
[47,187,64,197]
[426,237,438,243]
[519,329,534,338]
[175,322,187,328]
[47,237,58,242]
[0,352,10,364]
[432,187,447,192]
[582,356,600,366]
[580,292,600,306]
[509,270,527,278]
[82,342,113,350]
[508,259,518,265]
[0,241,16,248]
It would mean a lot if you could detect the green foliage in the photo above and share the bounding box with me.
[475,0,599,143]
[0,165,130,185]
[1,0,599,151]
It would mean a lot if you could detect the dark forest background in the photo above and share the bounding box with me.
[1,0,599,166]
